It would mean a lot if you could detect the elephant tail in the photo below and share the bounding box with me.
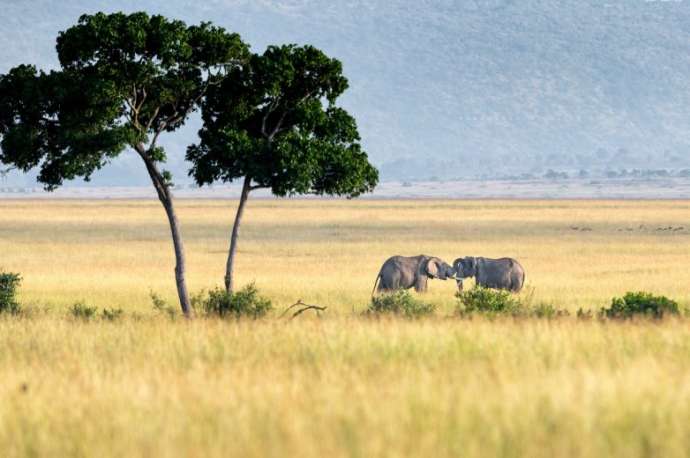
[371,273,382,297]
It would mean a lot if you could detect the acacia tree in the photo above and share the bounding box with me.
[187,45,379,292]
[0,12,248,316]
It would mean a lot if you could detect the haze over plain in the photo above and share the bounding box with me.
[2,0,690,186]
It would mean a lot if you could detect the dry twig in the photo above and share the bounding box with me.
[280,300,327,319]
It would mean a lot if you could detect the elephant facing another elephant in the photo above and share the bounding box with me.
[453,256,525,292]
[372,255,455,295]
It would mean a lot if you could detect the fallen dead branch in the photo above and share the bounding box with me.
[280,300,327,319]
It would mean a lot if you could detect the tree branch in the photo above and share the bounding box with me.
[0,165,17,177]
[280,300,327,319]
[145,106,161,131]
[268,110,287,141]
[148,120,168,151]
[134,143,168,202]
[124,98,139,128]
[137,87,147,112]
[261,98,281,138]
[154,88,207,136]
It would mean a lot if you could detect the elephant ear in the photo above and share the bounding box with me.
[468,257,478,275]
[453,258,463,275]
[425,258,440,278]
[461,257,476,276]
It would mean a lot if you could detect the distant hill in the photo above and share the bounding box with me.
[2,0,690,186]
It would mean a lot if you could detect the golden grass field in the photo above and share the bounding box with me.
[1,199,690,457]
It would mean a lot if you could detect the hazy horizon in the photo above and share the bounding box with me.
[3,0,690,187]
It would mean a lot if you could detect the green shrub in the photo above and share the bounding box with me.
[456,286,569,319]
[101,308,124,321]
[151,291,178,319]
[69,302,98,320]
[576,308,594,320]
[456,286,523,316]
[0,271,21,314]
[196,283,272,319]
[366,290,436,318]
[601,292,679,319]
[530,302,570,319]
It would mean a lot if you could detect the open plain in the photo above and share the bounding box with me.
[1,199,690,457]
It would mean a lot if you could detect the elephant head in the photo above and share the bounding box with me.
[452,257,477,292]
[424,257,455,280]
[453,257,477,279]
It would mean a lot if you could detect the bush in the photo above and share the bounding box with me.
[366,290,436,318]
[530,302,570,319]
[576,308,594,320]
[456,286,523,316]
[101,308,124,321]
[195,283,272,319]
[456,286,569,319]
[151,291,178,319]
[601,292,679,319]
[69,301,98,320]
[0,271,21,314]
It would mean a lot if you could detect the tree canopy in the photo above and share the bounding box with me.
[1,12,248,189]
[0,12,250,315]
[187,44,378,197]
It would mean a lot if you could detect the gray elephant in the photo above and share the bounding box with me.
[372,255,455,295]
[453,256,525,292]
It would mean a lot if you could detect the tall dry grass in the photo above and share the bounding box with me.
[1,317,690,457]
[0,199,689,457]
[1,199,688,312]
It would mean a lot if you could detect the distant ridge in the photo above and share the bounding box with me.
[2,0,690,185]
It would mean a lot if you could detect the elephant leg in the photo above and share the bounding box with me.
[390,272,402,291]
[509,276,518,292]
[381,278,394,292]
[414,275,428,292]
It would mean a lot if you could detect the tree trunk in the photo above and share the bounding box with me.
[136,145,193,317]
[159,191,193,317]
[225,176,251,293]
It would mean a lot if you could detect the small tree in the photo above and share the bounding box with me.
[0,12,248,316]
[601,291,679,319]
[187,44,378,292]
[0,271,21,314]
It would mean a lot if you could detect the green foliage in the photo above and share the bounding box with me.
[576,308,594,320]
[529,302,570,319]
[601,292,679,319]
[69,302,98,320]
[68,303,124,322]
[0,12,249,190]
[151,291,178,319]
[187,44,378,198]
[366,290,436,318]
[101,308,124,321]
[0,271,22,314]
[456,286,569,319]
[457,286,523,316]
[194,283,272,319]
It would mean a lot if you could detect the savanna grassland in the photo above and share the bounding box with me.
[1,199,690,457]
